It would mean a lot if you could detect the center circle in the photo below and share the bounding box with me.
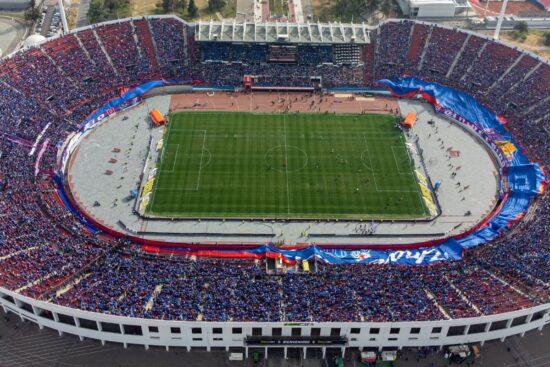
[264,145,309,172]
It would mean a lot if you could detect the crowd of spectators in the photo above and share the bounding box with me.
[0,17,547,324]
[467,42,521,94]
[150,18,187,79]
[47,245,547,322]
[420,26,467,84]
[374,20,413,81]
[406,23,431,72]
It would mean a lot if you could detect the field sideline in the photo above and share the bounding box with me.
[146,112,428,219]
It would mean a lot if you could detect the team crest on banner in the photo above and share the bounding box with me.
[496,140,517,158]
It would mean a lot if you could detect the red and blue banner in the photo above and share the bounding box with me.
[141,239,464,265]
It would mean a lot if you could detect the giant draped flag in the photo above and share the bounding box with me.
[377,77,546,250]
[54,79,547,266]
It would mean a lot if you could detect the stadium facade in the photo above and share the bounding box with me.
[0,287,548,356]
[0,15,548,355]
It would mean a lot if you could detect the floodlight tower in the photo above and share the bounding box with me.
[57,0,69,33]
[493,0,509,40]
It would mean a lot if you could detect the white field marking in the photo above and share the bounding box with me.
[360,149,374,172]
[172,144,180,172]
[362,134,417,193]
[391,145,413,175]
[283,115,291,214]
[263,145,309,173]
[163,144,180,173]
[195,129,208,190]
[157,129,207,191]
[201,147,213,169]
[362,134,381,191]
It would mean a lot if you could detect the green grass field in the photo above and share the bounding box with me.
[146,112,428,219]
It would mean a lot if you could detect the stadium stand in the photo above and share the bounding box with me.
[420,26,468,83]
[0,17,547,331]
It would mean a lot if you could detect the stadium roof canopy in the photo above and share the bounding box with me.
[195,20,371,44]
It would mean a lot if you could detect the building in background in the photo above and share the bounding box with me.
[0,0,31,10]
[396,0,471,17]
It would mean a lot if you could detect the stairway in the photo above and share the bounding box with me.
[487,53,524,94]
[460,41,487,82]
[446,34,470,79]
[92,29,120,77]
[417,26,433,72]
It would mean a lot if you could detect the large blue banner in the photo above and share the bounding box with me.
[79,79,192,129]
[378,77,533,166]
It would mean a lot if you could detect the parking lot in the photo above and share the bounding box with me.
[34,4,62,38]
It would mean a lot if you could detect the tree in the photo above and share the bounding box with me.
[513,21,528,34]
[162,0,171,11]
[334,0,363,22]
[180,0,187,11]
[25,0,40,21]
[161,0,180,12]
[364,0,380,19]
[544,32,550,47]
[380,0,392,16]
[88,0,106,23]
[208,0,226,11]
[511,21,528,42]
[187,0,198,17]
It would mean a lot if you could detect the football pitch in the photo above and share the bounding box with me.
[146,112,428,219]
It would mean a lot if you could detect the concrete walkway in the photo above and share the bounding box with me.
[75,0,90,28]
[0,16,27,56]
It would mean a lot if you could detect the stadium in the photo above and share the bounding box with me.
[0,15,548,362]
